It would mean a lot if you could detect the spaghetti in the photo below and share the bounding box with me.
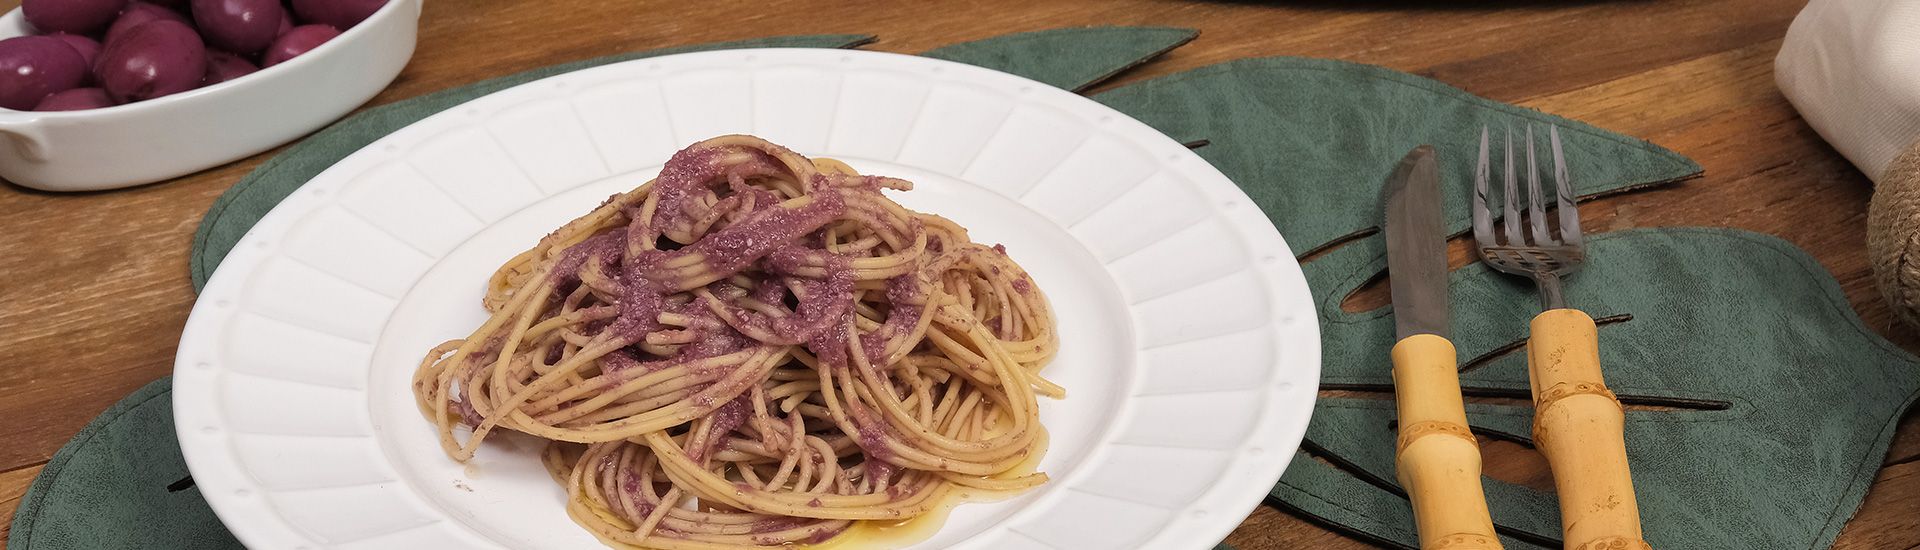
[412,135,1061,549]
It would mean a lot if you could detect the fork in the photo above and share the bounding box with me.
[1472,125,1650,550]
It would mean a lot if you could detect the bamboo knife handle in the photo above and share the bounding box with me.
[1528,309,1651,550]
[1392,334,1503,550]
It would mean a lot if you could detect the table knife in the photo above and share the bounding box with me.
[1383,145,1502,550]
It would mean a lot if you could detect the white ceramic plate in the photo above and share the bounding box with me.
[173,49,1320,550]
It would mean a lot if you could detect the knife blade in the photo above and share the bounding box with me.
[1383,145,1448,339]
[1383,145,1503,549]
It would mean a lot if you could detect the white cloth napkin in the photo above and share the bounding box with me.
[1777,0,1920,183]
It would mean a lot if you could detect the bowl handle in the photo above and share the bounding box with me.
[0,114,49,163]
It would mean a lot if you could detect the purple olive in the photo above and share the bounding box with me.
[277,9,294,36]
[103,3,192,47]
[203,49,259,85]
[34,87,115,111]
[22,0,129,35]
[97,19,208,103]
[192,0,286,54]
[0,36,89,110]
[260,24,338,67]
[50,34,103,70]
[290,0,386,30]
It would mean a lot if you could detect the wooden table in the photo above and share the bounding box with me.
[2,0,1914,548]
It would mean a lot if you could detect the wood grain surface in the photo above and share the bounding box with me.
[1,0,1913,548]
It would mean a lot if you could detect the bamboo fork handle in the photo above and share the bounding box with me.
[1392,334,1503,550]
[1527,309,1651,550]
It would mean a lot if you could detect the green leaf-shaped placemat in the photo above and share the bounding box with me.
[1093,56,1700,255]
[6,379,241,550]
[1091,56,1920,548]
[1295,229,1920,549]
[922,26,1196,92]
[30,27,1212,550]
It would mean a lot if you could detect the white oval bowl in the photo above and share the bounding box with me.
[0,0,421,192]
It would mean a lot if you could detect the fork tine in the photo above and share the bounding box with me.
[1549,125,1583,247]
[1526,125,1552,245]
[1502,126,1523,244]
[1473,126,1496,248]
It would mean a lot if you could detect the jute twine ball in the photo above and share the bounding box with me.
[1868,141,1920,328]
